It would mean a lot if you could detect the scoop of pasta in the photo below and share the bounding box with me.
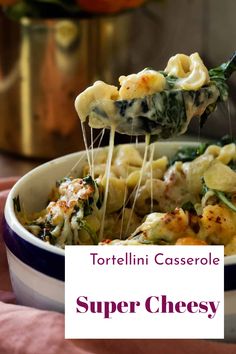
[75,52,236,139]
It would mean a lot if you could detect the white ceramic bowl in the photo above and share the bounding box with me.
[3,142,236,339]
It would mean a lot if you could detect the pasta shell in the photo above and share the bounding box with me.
[204,161,236,192]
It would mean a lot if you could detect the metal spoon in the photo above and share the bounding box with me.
[86,52,236,139]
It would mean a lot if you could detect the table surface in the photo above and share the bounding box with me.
[0,151,42,178]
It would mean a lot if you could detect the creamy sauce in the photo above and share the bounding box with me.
[182,85,220,135]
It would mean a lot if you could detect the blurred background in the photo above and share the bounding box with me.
[0,0,235,165]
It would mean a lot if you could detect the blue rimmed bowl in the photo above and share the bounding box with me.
[3,149,88,313]
[3,142,236,339]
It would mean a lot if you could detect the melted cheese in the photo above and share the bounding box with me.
[19,142,236,254]
[103,204,236,247]
[182,85,220,134]
[200,204,236,245]
[119,69,166,99]
[131,209,191,243]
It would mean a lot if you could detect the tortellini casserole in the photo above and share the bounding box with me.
[17,140,236,256]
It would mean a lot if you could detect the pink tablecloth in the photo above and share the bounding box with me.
[0,177,236,354]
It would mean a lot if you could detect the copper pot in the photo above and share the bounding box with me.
[0,12,131,158]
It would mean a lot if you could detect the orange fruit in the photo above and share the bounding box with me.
[0,0,17,4]
[123,0,146,9]
[78,0,145,14]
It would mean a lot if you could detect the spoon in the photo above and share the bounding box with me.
[81,52,236,139]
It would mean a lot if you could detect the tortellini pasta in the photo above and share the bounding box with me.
[164,53,210,90]
[101,176,126,213]
[114,144,143,167]
[75,80,119,123]
[203,161,236,193]
[19,142,236,256]
[75,52,212,133]
[118,69,166,100]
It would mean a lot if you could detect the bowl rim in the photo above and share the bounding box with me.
[4,150,83,256]
[4,141,236,265]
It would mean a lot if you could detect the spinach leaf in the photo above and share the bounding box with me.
[200,182,210,197]
[181,201,196,212]
[215,134,236,146]
[170,143,208,165]
[159,71,178,89]
[208,52,236,102]
[170,135,236,166]
[83,175,95,188]
[200,182,236,213]
[83,198,94,216]
[214,190,236,213]
[79,220,98,245]
[13,195,21,212]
